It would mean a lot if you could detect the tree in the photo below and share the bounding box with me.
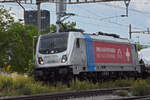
[0,6,14,68]
[6,23,37,73]
[0,6,38,73]
[136,44,147,51]
[0,5,14,32]
[41,24,56,34]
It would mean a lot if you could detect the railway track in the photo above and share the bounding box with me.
[1,87,150,100]
[0,87,130,100]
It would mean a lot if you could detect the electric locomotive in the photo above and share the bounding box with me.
[34,31,140,82]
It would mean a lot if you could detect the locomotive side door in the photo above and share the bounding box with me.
[71,38,87,74]
[74,38,87,66]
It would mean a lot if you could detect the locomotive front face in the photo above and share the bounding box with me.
[36,32,70,68]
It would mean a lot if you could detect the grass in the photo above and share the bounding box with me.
[0,73,150,97]
[0,73,52,97]
[99,78,135,89]
[70,79,99,91]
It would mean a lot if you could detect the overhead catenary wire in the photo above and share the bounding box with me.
[70,5,144,30]
[71,5,124,23]
[69,17,125,32]
[48,6,134,29]
[1,1,146,31]
[99,3,150,16]
[76,14,121,21]
[71,14,143,31]
[70,17,107,28]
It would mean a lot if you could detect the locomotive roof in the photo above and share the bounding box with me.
[40,32,69,39]
[82,33,132,44]
[40,32,132,44]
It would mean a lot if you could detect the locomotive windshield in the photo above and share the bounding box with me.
[39,33,68,54]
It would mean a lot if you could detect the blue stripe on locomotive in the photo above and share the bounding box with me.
[83,34,95,71]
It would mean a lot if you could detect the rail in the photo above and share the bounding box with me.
[0,87,130,100]
[1,87,150,100]
[108,95,150,100]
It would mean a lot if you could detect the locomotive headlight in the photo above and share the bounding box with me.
[61,55,67,63]
[38,57,44,65]
[40,61,44,65]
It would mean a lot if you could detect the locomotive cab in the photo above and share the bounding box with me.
[36,32,69,67]
[34,32,82,81]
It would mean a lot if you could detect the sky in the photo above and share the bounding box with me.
[0,0,150,46]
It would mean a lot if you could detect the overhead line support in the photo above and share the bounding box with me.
[129,24,150,39]
[36,1,41,36]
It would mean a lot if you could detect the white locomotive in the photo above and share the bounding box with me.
[34,31,140,82]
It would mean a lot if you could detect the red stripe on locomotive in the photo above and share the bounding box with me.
[94,42,133,64]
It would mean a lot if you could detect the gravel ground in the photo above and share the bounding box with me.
[67,95,122,100]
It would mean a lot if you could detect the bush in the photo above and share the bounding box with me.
[131,80,150,96]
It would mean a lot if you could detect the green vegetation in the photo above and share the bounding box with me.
[136,44,147,51]
[0,5,37,74]
[131,80,150,96]
[0,74,100,96]
[1,74,150,97]
[0,74,52,96]
[99,78,134,89]
[70,79,99,90]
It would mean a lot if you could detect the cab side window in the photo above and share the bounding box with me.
[76,38,80,48]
